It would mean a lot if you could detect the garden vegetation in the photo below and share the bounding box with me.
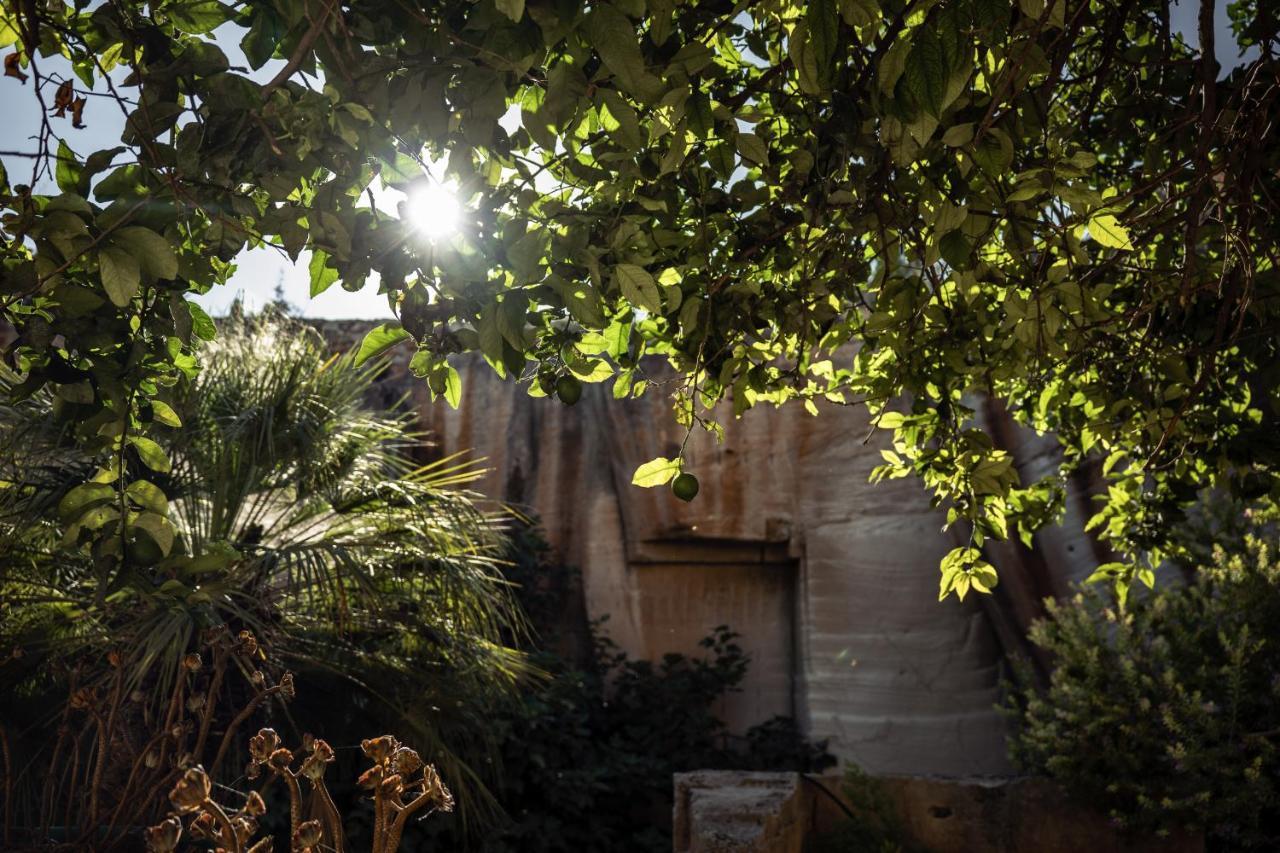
[0,0,1273,601]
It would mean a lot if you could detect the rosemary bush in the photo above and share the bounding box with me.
[1006,533,1280,849]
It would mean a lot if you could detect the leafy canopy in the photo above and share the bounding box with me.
[0,0,1277,599]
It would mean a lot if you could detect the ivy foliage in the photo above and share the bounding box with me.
[0,0,1277,598]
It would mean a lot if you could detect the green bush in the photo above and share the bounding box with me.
[1005,534,1280,848]
[379,523,835,853]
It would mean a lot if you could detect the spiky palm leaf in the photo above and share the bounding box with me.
[0,310,527,823]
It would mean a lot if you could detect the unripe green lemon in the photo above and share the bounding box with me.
[671,472,699,502]
[555,375,583,405]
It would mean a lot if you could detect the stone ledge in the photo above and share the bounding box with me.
[674,770,1204,853]
[674,772,807,853]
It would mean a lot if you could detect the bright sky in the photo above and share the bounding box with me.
[0,2,1252,319]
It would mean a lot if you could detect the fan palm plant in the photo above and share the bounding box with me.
[0,309,526,843]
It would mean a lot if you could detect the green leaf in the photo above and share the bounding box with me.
[494,0,525,21]
[632,456,681,487]
[600,91,644,151]
[443,364,462,409]
[150,399,182,427]
[54,381,94,404]
[736,133,770,167]
[806,0,839,85]
[614,264,663,314]
[58,482,115,522]
[186,302,216,341]
[939,230,973,269]
[129,436,172,473]
[132,511,174,556]
[941,123,974,147]
[55,140,82,195]
[1087,214,1133,250]
[114,227,179,280]
[167,0,232,34]
[877,411,906,429]
[787,22,823,95]
[309,250,339,296]
[904,28,947,117]
[584,4,660,101]
[126,479,169,515]
[878,37,911,97]
[355,322,410,366]
[709,142,736,180]
[568,358,615,383]
[970,454,1014,495]
[99,246,140,307]
[476,305,505,362]
[241,8,282,69]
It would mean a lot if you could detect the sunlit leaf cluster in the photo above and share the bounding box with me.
[0,0,1276,598]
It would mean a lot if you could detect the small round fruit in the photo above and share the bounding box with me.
[671,472,699,502]
[555,375,582,406]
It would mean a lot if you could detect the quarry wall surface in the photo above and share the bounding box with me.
[318,320,1099,776]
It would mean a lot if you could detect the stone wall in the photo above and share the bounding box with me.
[673,771,1204,853]
[314,320,1099,777]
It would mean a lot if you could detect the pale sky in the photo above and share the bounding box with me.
[0,2,1252,319]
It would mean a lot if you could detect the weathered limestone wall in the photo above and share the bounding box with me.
[316,320,1095,776]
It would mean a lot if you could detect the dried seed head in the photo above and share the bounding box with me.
[144,816,182,852]
[313,739,335,763]
[69,687,97,710]
[278,671,295,699]
[379,773,404,798]
[423,765,454,813]
[302,732,315,752]
[250,670,266,688]
[293,819,323,848]
[299,755,324,783]
[143,751,159,769]
[300,740,334,782]
[245,761,261,781]
[187,693,205,713]
[233,815,257,844]
[169,765,211,813]
[357,765,384,790]
[242,790,267,817]
[130,690,146,704]
[267,747,294,772]
[248,728,281,763]
[182,653,202,672]
[361,735,397,763]
[238,630,258,656]
[189,811,219,840]
[391,746,423,776]
[107,649,121,668]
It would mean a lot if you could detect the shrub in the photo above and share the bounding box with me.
[1005,534,1280,848]
[418,624,833,853]
[384,523,834,853]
